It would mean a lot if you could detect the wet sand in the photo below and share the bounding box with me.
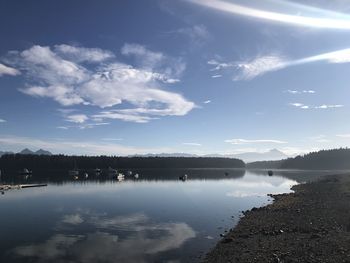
[205,174,350,262]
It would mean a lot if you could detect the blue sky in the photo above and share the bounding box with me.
[1,0,350,156]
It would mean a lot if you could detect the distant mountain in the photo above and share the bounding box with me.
[19,148,35,155]
[231,149,288,163]
[0,151,14,157]
[133,149,288,163]
[35,149,52,155]
[18,148,52,155]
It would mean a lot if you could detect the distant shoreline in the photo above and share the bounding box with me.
[204,173,350,262]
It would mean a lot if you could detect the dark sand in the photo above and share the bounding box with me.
[205,174,350,262]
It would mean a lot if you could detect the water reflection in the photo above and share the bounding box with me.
[0,169,325,263]
[14,211,196,263]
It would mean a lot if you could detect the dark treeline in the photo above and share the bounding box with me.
[0,154,245,170]
[247,160,283,169]
[248,148,350,170]
[280,148,350,170]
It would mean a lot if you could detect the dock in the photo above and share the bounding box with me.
[0,184,47,191]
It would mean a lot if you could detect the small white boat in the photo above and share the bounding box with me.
[84,173,89,179]
[134,173,139,179]
[117,173,125,181]
[73,175,79,180]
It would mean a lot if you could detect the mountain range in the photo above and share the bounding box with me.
[133,149,288,163]
[0,148,53,156]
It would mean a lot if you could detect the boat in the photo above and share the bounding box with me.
[117,173,125,181]
[179,174,188,181]
[134,173,139,179]
[127,170,133,176]
[84,172,89,179]
[268,170,273,176]
[73,175,79,180]
[20,168,32,176]
[94,168,101,176]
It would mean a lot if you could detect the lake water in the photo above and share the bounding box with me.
[0,169,333,263]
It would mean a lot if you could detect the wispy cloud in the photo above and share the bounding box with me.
[6,44,195,123]
[209,47,350,80]
[101,138,123,141]
[203,100,211,104]
[225,139,287,145]
[0,119,6,123]
[336,134,350,138]
[290,103,344,110]
[211,74,222,78]
[286,90,316,94]
[66,114,88,124]
[0,63,20,76]
[182,142,202,146]
[0,135,172,156]
[188,0,350,29]
[175,24,210,45]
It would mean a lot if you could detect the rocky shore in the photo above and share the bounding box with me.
[205,174,350,262]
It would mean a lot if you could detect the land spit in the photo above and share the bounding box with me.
[205,174,350,262]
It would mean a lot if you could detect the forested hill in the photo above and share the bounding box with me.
[280,148,350,170]
[248,148,350,170]
[0,154,245,169]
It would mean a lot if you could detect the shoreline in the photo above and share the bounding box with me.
[204,173,350,262]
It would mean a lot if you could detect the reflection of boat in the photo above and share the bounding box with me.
[108,167,118,176]
[69,169,79,176]
[69,162,79,177]
[20,168,32,176]
[94,168,101,176]
[268,170,273,176]
[179,174,188,181]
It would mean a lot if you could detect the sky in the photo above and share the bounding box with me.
[1,0,350,156]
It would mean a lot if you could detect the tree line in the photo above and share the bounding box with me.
[0,154,245,170]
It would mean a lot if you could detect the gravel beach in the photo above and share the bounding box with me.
[205,174,350,262]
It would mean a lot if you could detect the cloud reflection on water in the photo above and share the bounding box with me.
[13,212,196,263]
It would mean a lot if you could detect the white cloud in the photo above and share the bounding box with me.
[203,100,211,104]
[290,103,344,110]
[182,142,202,146]
[287,90,315,94]
[211,74,222,78]
[7,44,195,123]
[225,139,287,145]
[315,104,344,109]
[0,119,6,123]
[188,0,350,29]
[66,114,88,123]
[54,44,114,63]
[209,47,350,80]
[0,63,20,76]
[336,134,350,138]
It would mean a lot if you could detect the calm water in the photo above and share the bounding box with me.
[0,169,332,263]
